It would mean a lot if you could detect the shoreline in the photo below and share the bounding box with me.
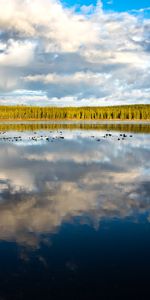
[0,119,150,123]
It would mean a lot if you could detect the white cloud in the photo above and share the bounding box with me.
[0,0,150,105]
[0,0,99,51]
[0,40,35,67]
[23,71,111,85]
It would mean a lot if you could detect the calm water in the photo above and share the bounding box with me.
[0,123,150,299]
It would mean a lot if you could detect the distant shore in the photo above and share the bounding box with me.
[0,104,149,122]
[0,118,150,122]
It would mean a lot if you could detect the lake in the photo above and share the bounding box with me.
[0,122,150,299]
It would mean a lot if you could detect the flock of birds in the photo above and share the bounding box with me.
[0,131,65,143]
[95,132,133,142]
[0,130,133,144]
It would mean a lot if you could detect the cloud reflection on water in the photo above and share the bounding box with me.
[0,130,149,247]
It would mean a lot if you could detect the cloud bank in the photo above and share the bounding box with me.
[0,0,150,106]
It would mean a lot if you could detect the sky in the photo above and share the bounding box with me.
[0,0,150,107]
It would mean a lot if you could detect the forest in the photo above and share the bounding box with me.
[0,104,149,120]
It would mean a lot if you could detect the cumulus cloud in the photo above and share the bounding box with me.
[0,0,150,105]
[0,40,35,67]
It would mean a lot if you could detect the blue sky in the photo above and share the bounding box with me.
[63,0,150,11]
[0,0,149,106]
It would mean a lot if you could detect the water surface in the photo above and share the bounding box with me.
[0,122,150,299]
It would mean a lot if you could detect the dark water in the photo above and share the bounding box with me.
[0,123,150,299]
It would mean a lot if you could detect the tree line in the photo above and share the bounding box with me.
[0,105,149,120]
